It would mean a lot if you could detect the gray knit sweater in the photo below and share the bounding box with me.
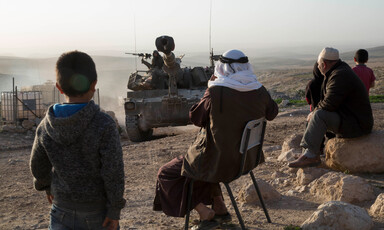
[30,100,126,220]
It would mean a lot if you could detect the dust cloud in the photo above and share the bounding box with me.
[0,55,139,125]
[92,56,137,125]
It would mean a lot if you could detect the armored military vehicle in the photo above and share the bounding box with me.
[124,36,215,142]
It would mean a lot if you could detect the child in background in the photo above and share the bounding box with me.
[30,51,125,230]
[352,49,376,95]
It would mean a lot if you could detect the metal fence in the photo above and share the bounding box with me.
[1,88,100,125]
[1,91,44,124]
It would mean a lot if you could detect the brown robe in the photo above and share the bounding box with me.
[182,86,278,183]
[153,85,278,217]
[153,156,221,217]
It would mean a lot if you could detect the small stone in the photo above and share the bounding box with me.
[281,133,303,153]
[370,193,384,216]
[22,120,35,130]
[296,167,329,185]
[238,179,281,205]
[285,190,298,196]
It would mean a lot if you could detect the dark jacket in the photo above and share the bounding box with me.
[181,86,278,183]
[30,101,126,219]
[305,62,324,110]
[317,60,373,138]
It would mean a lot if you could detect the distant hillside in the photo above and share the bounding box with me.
[340,46,384,60]
[251,46,384,70]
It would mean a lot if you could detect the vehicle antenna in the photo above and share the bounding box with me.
[209,0,216,68]
[209,0,212,60]
[133,10,138,71]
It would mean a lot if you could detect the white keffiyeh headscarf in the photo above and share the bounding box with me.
[208,49,262,92]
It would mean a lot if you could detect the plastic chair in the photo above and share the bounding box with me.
[184,117,271,230]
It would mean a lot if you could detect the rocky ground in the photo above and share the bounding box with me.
[1,103,384,230]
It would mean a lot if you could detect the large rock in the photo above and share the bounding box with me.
[370,193,384,217]
[238,179,281,205]
[301,201,373,230]
[309,172,375,204]
[325,130,384,173]
[296,167,329,185]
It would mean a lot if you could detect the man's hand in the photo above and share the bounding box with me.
[47,194,54,204]
[102,217,119,230]
[306,111,314,122]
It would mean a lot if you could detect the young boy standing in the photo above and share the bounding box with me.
[352,49,376,95]
[30,51,126,230]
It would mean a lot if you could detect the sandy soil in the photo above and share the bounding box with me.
[1,103,384,230]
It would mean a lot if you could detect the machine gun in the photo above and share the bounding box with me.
[125,52,152,59]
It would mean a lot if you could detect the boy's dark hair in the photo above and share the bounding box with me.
[56,51,97,97]
[354,49,369,64]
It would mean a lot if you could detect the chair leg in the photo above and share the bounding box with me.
[249,171,272,223]
[184,179,194,230]
[224,183,246,230]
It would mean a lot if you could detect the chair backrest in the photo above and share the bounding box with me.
[237,117,266,179]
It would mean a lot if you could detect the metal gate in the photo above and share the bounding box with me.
[1,91,43,123]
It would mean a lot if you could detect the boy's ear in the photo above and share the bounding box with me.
[90,80,97,92]
[56,83,64,94]
[353,57,357,62]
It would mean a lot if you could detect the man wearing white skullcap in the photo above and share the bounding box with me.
[289,47,373,168]
[154,48,278,229]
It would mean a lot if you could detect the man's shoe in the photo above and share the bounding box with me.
[288,155,321,168]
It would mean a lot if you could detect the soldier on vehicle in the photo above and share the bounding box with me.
[141,50,164,70]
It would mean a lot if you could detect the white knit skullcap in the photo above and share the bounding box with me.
[222,49,247,60]
[318,47,339,62]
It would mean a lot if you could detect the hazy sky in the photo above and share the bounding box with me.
[1,0,384,57]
